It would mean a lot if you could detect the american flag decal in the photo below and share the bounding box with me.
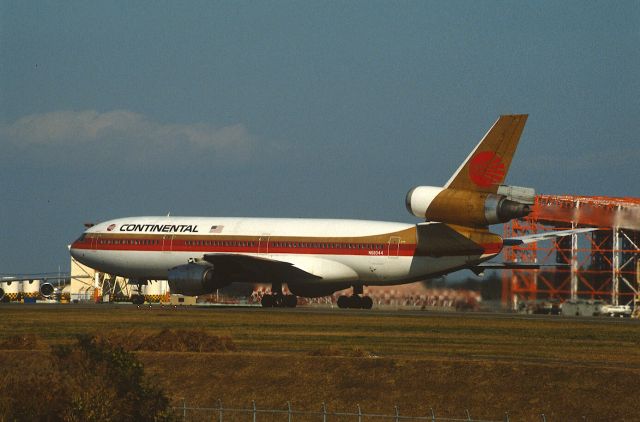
[209,225,224,233]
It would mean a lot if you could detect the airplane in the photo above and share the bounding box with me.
[69,114,594,308]
[0,274,91,301]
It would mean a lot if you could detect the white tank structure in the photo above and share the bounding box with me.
[142,280,169,303]
[22,279,41,299]
[1,280,23,302]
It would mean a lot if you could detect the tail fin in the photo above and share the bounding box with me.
[445,114,528,193]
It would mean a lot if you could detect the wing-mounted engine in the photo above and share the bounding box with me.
[40,282,55,297]
[406,185,533,227]
[167,262,229,296]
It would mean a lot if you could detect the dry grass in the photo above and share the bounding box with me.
[0,333,48,350]
[92,328,237,352]
[307,344,375,357]
[0,304,638,421]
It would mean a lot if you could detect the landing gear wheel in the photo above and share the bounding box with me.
[361,296,373,309]
[348,295,362,309]
[261,295,274,308]
[261,294,297,308]
[273,294,285,307]
[337,295,373,309]
[284,295,297,308]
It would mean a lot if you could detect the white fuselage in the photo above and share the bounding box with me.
[70,216,500,288]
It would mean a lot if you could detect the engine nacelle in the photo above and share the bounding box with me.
[405,186,445,217]
[168,262,227,296]
[406,186,531,226]
[40,282,55,297]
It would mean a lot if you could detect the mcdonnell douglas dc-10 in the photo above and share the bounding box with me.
[70,115,592,308]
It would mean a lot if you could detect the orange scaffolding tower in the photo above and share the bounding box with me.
[502,194,640,309]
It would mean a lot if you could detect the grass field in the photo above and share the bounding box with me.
[1,304,639,421]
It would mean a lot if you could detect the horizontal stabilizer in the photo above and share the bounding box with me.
[503,227,597,246]
[471,262,569,275]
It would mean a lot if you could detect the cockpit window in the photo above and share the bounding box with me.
[75,233,87,243]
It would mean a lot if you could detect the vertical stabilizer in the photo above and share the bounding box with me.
[445,114,528,193]
[405,114,531,227]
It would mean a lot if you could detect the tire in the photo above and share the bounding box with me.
[348,295,362,309]
[285,295,297,308]
[361,296,373,310]
[337,295,349,309]
[261,295,274,308]
[273,294,285,307]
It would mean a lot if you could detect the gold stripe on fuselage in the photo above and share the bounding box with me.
[83,224,501,257]
[83,227,419,245]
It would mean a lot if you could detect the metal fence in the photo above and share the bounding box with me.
[172,400,511,422]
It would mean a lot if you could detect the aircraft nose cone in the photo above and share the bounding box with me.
[69,242,84,261]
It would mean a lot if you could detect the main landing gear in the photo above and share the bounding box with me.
[337,285,373,309]
[337,295,373,309]
[261,293,297,308]
[261,282,297,308]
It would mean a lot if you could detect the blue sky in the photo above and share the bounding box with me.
[1,1,638,274]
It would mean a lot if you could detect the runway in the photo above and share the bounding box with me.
[3,300,638,326]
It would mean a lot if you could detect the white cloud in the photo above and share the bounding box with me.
[0,110,253,161]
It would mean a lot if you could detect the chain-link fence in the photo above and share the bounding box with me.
[172,400,512,422]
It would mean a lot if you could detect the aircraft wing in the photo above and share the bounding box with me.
[202,253,322,284]
[503,227,597,246]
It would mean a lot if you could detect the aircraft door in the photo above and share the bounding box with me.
[162,235,174,252]
[258,235,270,255]
[91,235,101,251]
[388,236,401,259]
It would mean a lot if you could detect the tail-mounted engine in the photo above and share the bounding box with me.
[168,262,226,296]
[406,185,532,227]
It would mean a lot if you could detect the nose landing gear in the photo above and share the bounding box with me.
[131,280,146,305]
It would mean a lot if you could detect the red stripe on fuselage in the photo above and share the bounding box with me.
[70,236,502,257]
